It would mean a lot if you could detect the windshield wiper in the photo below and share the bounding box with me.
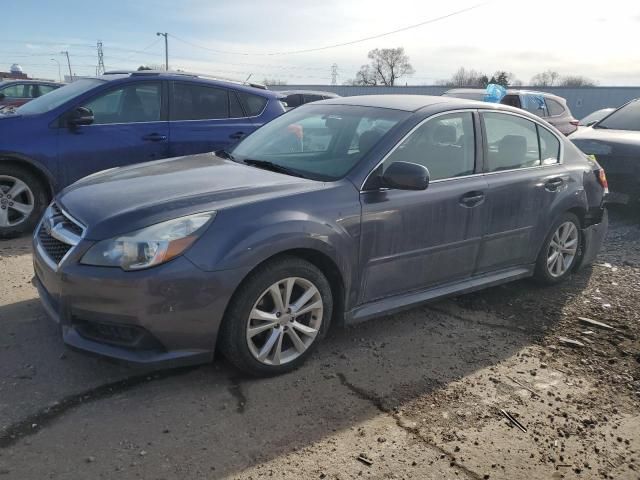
[243,159,307,179]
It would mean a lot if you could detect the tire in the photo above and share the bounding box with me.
[534,212,582,285]
[0,164,49,239]
[219,256,333,377]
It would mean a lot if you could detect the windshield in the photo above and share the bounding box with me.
[595,100,640,131]
[232,104,409,181]
[15,78,104,115]
[580,108,615,126]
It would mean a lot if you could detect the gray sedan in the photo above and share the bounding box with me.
[33,95,608,376]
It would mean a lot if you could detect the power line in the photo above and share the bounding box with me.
[168,3,488,56]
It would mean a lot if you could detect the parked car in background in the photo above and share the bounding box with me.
[278,89,340,109]
[578,108,616,127]
[0,70,286,237]
[0,79,62,109]
[571,98,640,204]
[33,95,608,376]
[443,88,579,135]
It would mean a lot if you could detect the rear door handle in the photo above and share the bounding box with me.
[459,191,485,207]
[142,133,167,142]
[545,178,564,191]
[229,131,246,140]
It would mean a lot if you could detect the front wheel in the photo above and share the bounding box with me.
[219,257,333,376]
[534,213,582,285]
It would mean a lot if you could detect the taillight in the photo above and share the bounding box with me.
[570,120,580,126]
[596,168,609,194]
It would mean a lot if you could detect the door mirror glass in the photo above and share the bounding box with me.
[68,106,94,127]
[382,161,430,190]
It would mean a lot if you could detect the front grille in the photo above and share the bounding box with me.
[36,203,85,266]
[38,226,72,263]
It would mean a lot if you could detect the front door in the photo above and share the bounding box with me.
[359,111,487,303]
[58,81,168,186]
[168,82,257,157]
[476,111,567,272]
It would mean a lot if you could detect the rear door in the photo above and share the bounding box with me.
[359,111,488,302]
[58,80,169,185]
[476,111,566,273]
[168,82,257,156]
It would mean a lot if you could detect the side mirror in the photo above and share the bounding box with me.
[382,161,430,190]
[68,106,94,127]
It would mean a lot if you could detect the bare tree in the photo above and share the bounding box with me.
[558,75,597,87]
[351,48,414,86]
[438,67,488,87]
[530,70,560,86]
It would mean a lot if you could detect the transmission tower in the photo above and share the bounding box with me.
[96,41,105,75]
[331,63,338,85]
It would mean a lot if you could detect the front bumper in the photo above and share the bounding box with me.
[33,243,250,367]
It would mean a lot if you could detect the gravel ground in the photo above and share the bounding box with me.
[0,206,638,479]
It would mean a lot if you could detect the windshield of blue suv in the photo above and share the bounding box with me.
[15,78,105,115]
[231,104,409,181]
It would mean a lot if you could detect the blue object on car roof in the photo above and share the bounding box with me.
[483,84,507,103]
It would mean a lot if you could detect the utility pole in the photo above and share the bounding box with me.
[156,32,168,71]
[60,51,72,81]
[331,63,338,86]
[96,41,105,75]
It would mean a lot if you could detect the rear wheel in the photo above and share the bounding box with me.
[219,257,333,376]
[534,213,582,285]
[0,164,48,238]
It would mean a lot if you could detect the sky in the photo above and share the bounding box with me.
[3,0,640,86]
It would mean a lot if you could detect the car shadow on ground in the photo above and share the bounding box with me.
[0,264,595,478]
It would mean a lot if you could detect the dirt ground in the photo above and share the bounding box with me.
[0,206,638,480]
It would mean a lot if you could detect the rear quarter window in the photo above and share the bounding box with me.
[238,92,268,116]
[546,98,565,116]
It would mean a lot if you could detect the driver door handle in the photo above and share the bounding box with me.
[459,191,485,207]
[142,133,167,142]
[545,177,564,191]
[229,131,246,140]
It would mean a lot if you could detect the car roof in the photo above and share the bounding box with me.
[279,89,340,97]
[0,79,62,86]
[444,88,568,104]
[318,94,516,112]
[101,70,278,96]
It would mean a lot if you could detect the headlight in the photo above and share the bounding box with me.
[81,212,215,270]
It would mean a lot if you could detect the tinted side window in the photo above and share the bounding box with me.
[172,83,229,120]
[597,100,640,131]
[383,112,475,181]
[546,98,565,116]
[1,84,24,97]
[483,112,540,171]
[538,126,560,164]
[83,82,161,124]
[229,91,244,117]
[38,85,58,96]
[238,92,268,115]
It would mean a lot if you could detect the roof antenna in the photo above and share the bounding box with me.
[243,73,253,85]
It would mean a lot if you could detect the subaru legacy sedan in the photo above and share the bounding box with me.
[33,95,608,376]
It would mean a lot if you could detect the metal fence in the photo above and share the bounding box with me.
[270,85,640,119]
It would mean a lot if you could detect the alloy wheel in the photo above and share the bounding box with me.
[246,277,324,366]
[546,221,579,278]
[0,175,35,228]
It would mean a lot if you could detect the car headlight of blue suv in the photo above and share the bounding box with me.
[81,212,216,270]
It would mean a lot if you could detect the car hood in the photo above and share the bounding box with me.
[58,153,324,240]
[570,127,640,157]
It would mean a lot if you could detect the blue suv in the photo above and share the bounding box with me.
[0,71,286,237]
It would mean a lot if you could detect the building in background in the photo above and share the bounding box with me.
[0,64,29,80]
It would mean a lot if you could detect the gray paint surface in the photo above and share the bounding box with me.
[270,85,640,119]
